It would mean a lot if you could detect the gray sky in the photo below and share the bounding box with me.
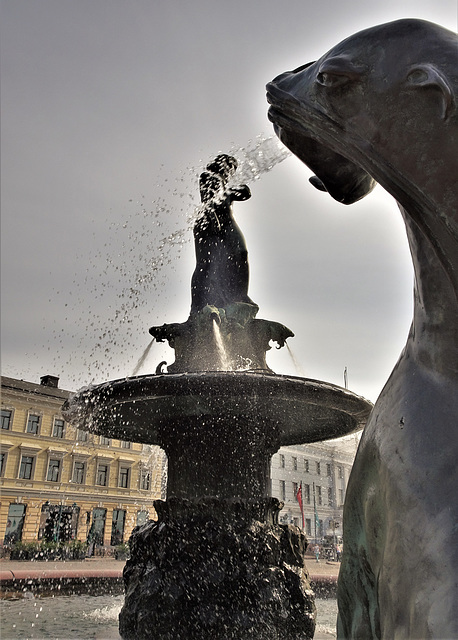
[1,0,457,403]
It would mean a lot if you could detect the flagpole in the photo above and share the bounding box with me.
[295,482,305,531]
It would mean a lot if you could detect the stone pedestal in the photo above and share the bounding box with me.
[119,415,316,639]
[160,417,279,502]
[119,498,316,640]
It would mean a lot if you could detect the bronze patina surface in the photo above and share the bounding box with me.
[267,18,458,640]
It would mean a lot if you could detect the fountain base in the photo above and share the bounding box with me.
[120,497,316,640]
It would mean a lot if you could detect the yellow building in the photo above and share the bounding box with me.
[0,375,166,550]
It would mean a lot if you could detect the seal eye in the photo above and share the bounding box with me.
[316,56,362,89]
[316,71,350,88]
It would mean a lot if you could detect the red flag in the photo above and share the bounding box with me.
[295,482,305,530]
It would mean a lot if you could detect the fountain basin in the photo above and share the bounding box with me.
[65,371,372,447]
[65,372,371,505]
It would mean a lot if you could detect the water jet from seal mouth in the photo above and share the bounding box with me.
[131,338,155,375]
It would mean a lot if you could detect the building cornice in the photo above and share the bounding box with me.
[1,376,71,401]
[0,486,158,505]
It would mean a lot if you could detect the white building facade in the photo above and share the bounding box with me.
[270,436,359,544]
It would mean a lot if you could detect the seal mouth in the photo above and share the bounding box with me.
[267,83,376,205]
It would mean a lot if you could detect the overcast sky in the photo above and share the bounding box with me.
[1,0,457,403]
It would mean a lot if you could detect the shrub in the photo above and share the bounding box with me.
[9,539,88,561]
[115,543,130,560]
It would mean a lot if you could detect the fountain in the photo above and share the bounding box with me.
[64,154,372,639]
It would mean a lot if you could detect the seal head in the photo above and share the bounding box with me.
[267,19,457,209]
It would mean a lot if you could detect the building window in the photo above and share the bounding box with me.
[121,441,131,449]
[111,509,126,546]
[72,461,85,484]
[119,466,130,488]
[39,503,79,543]
[4,504,26,544]
[52,419,65,438]
[292,456,298,471]
[96,464,108,486]
[280,480,286,501]
[304,459,309,472]
[100,436,111,446]
[19,455,34,479]
[317,485,322,505]
[1,409,12,430]
[316,461,321,475]
[318,519,324,538]
[305,518,312,536]
[293,481,298,497]
[339,489,344,506]
[140,469,151,491]
[77,429,88,442]
[279,454,285,468]
[326,463,332,477]
[26,414,40,434]
[89,508,107,546]
[0,452,6,476]
[304,484,311,504]
[328,487,333,506]
[47,459,61,482]
[337,466,343,479]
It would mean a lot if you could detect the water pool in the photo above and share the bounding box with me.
[1,594,337,639]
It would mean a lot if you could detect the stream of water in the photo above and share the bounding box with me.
[212,319,231,370]
[286,342,306,377]
[131,338,155,375]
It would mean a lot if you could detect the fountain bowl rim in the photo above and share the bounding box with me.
[63,370,373,446]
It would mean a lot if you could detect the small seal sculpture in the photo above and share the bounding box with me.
[190,153,255,313]
[150,153,294,373]
[267,18,458,640]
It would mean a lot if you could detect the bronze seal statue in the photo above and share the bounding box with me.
[190,153,255,314]
[267,18,458,639]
